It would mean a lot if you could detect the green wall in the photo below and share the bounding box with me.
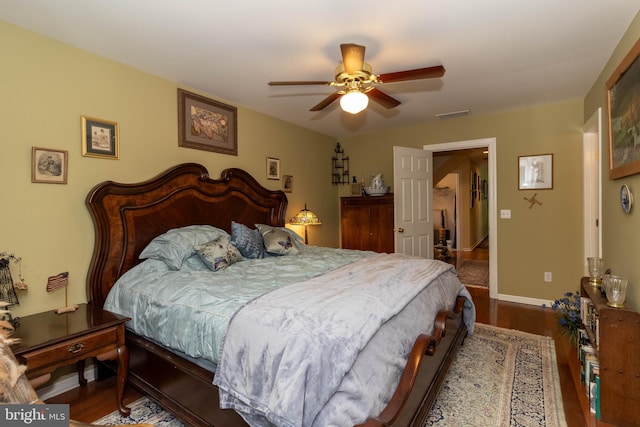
[341,100,585,302]
[0,22,337,316]
[585,12,640,308]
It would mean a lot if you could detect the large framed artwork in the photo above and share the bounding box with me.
[607,38,640,179]
[518,154,553,190]
[178,88,238,156]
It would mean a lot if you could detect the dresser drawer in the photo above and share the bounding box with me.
[20,327,119,373]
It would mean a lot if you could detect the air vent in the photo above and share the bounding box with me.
[435,109,470,120]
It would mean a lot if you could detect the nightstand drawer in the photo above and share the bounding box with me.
[20,327,118,372]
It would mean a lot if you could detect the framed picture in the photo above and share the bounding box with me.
[177,88,237,156]
[32,147,68,184]
[81,116,119,159]
[266,157,280,180]
[607,38,640,179]
[283,175,293,192]
[518,154,553,190]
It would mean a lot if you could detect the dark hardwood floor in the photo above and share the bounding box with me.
[47,246,600,426]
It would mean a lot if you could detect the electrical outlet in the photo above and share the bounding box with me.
[500,209,511,219]
[544,272,552,282]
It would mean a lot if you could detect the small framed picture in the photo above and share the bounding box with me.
[283,175,293,192]
[518,154,553,190]
[81,116,119,159]
[32,147,68,184]
[267,157,280,180]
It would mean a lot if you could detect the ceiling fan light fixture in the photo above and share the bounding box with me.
[340,90,369,114]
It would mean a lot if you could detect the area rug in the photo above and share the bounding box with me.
[92,397,184,426]
[425,323,567,427]
[94,324,566,427]
[456,259,489,287]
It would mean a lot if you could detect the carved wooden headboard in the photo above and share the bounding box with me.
[85,163,288,307]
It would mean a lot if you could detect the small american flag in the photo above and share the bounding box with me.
[46,272,69,292]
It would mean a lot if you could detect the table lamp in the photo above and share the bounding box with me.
[289,203,321,244]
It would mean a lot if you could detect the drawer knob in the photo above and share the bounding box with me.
[67,342,85,354]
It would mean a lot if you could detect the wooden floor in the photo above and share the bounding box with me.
[47,246,597,426]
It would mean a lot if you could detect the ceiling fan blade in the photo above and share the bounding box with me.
[268,81,332,86]
[368,88,401,109]
[340,43,366,74]
[310,92,342,111]
[377,65,445,83]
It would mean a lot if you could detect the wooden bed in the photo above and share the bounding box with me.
[85,163,469,427]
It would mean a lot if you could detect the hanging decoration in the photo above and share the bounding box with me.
[523,193,543,209]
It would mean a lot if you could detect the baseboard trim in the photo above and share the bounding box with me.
[497,293,553,307]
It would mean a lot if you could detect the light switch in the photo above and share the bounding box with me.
[500,209,511,219]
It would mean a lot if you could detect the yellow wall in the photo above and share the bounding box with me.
[340,100,585,301]
[584,12,640,308]
[0,22,337,316]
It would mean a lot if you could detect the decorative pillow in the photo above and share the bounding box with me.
[229,221,265,259]
[195,236,242,271]
[255,224,300,255]
[139,225,229,270]
[255,223,305,246]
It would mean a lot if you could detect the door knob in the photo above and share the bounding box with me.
[394,227,404,233]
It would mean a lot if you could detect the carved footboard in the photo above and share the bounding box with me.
[358,295,469,427]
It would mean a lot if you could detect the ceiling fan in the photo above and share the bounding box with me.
[268,43,445,114]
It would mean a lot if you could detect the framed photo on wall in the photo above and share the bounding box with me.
[266,157,280,180]
[518,154,553,190]
[177,88,237,156]
[607,38,640,179]
[81,116,119,159]
[283,175,293,192]
[32,147,68,184]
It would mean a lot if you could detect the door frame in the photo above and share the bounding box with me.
[424,138,498,298]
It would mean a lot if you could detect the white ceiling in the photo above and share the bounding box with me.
[2,1,638,138]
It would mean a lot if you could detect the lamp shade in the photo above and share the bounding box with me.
[340,91,369,114]
[289,203,322,225]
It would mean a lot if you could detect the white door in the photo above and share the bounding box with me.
[393,146,433,258]
[583,108,602,266]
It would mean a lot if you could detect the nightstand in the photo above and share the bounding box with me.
[11,303,131,415]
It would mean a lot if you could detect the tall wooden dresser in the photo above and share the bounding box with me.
[340,195,394,253]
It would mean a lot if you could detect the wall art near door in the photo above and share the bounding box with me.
[518,154,553,190]
[607,38,640,179]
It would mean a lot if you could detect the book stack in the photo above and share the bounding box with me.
[580,296,599,350]
[579,329,601,418]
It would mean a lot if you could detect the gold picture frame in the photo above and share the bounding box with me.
[32,147,68,184]
[177,88,237,156]
[81,116,119,159]
[607,38,640,179]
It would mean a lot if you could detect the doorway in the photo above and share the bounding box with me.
[425,138,498,299]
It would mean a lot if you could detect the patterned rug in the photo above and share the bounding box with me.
[456,259,489,287]
[425,323,566,427]
[94,325,566,427]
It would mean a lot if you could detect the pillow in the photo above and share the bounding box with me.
[194,236,242,271]
[139,225,229,270]
[230,221,265,259]
[255,223,305,246]
[255,224,300,256]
